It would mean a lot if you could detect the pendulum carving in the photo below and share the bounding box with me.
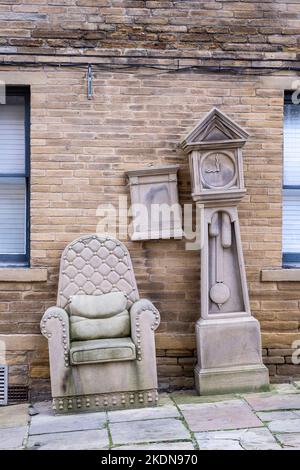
[209,211,231,309]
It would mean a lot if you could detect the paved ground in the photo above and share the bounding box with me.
[1,383,300,450]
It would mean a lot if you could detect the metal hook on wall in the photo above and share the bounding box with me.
[87,64,93,100]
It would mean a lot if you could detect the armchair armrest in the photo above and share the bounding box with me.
[40,306,70,367]
[130,299,160,361]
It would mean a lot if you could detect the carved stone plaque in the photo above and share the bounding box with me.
[126,165,183,241]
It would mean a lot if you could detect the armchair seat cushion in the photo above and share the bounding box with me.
[70,337,136,365]
[68,292,128,318]
[68,292,131,341]
[70,310,130,341]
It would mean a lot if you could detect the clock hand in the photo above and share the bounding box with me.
[205,154,221,173]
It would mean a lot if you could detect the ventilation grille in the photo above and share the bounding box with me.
[8,385,28,404]
[0,365,8,405]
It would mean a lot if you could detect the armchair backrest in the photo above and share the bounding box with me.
[57,234,139,310]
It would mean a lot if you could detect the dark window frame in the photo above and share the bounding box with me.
[283,91,300,267]
[0,86,30,266]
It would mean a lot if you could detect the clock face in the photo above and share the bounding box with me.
[200,151,236,189]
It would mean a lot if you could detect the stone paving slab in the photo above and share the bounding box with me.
[256,411,300,422]
[158,394,175,407]
[172,391,237,405]
[115,441,195,450]
[30,401,52,416]
[275,433,300,449]
[3,385,300,450]
[179,399,263,432]
[29,411,107,435]
[267,418,300,433]
[108,405,179,423]
[0,426,27,450]
[197,437,243,450]
[27,429,109,450]
[195,428,281,450]
[271,384,299,394]
[0,404,28,429]
[110,418,190,445]
[244,393,300,411]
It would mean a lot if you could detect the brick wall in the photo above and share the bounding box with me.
[0,1,300,398]
[0,0,300,55]
[0,66,298,397]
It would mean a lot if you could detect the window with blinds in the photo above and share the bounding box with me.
[0,87,29,265]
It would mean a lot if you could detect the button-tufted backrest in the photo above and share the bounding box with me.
[57,235,139,310]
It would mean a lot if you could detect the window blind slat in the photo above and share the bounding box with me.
[0,178,26,254]
[0,92,28,261]
[283,101,300,257]
[283,189,300,253]
[0,103,25,174]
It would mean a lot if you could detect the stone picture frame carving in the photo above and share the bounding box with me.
[125,165,183,241]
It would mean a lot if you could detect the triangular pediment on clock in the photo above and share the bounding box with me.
[180,107,249,153]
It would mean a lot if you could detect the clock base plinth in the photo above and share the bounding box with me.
[195,364,270,396]
[194,317,269,395]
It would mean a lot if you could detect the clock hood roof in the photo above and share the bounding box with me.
[180,107,249,153]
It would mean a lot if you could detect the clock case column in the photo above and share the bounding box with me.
[181,108,269,395]
[195,201,269,395]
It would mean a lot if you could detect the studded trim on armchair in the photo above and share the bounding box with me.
[57,235,139,310]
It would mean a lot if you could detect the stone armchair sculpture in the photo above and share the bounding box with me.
[41,234,160,413]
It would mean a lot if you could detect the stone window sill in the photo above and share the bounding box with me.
[0,268,47,282]
[261,268,300,282]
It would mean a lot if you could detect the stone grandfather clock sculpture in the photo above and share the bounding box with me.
[180,108,269,395]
